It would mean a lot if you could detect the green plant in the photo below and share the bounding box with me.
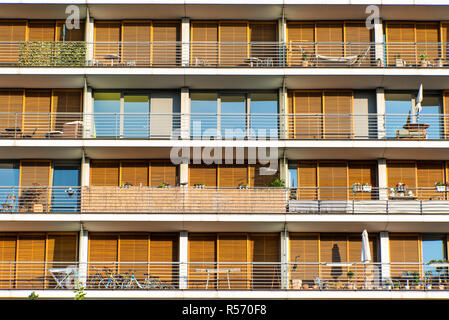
[302,52,308,61]
[347,271,354,279]
[158,183,170,188]
[28,291,39,300]
[74,281,86,300]
[268,178,285,187]
[396,54,401,59]
[420,53,428,61]
[18,41,86,67]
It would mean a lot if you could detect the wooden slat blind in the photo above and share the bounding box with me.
[118,234,149,278]
[345,22,372,56]
[289,234,319,281]
[56,22,85,41]
[318,161,348,200]
[28,22,55,41]
[389,234,421,277]
[316,23,343,57]
[291,91,322,139]
[20,160,50,187]
[152,22,180,66]
[24,90,52,137]
[189,164,217,187]
[52,90,82,132]
[297,161,317,200]
[122,22,151,66]
[0,90,23,131]
[348,161,377,200]
[443,91,449,138]
[218,234,248,289]
[150,234,179,284]
[249,234,280,289]
[191,22,218,66]
[219,22,248,66]
[387,161,417,188]
[16,234,46,289]
[90,160,120,186]
[286,23,314,66]
[150,161,177,187]
[323,90,352,139]
[249,164,278,187]
[416,23,439,63]
[417,161,445,200]
[94,22,121,62]
[218,165,248,187]
[188,234,217,289]
[0,21,26,63]
[250,23,277,62]
[46,234,77,263]
[0,235,16,288]
[121,161,149,187]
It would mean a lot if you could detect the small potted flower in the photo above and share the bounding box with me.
[121,182,133,188]
[352,183,362,193]
[395,182,407,193]
[420,53,428,67]
[238,183,248,190]
[395,54,404,67]
[362,183,372,192]
[194,183,206,189]
[301,53,309,67]
[435,182,447,192]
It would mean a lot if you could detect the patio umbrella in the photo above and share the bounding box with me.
[361,229,371,263]
[414,84,423,122]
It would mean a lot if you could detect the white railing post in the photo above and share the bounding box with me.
[179,230,188,289]
[281,230,289,289]
[379,231,390,285]
[78,225,89,287]
[181,18,190,67]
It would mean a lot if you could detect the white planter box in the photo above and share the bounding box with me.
[362,185,372,192]
[436,186,446,192]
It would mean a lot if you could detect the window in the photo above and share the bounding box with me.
[124,95,150,138]
[221,94,246,139]
[0,162,19,212]
[93,92,121,137]
[250,93,279,138]
[191,92,218,138]
[51,162,80,212]
[422,234,447,276]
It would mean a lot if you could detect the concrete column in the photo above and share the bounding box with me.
[279,86,287,139]
[180,163,189,186]
[181,18,190,67]
[179,231,188,289]
[78,226,89,287]
[85,8,94,63]
[83,81,93,138]
[376,88,386,139]
[377,158,388,201]
[279,156,288,187]
[278,17,286,66]
[280,230,289,289]
[180,87,190,139]
[374,18,384,66]
[379,231,390,285]
[81,154,90,187]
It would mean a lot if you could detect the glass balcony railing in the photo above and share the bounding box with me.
[0,41,448,68]
[0,113,447,140]
[0,261,447,291]
[3,186,449,215]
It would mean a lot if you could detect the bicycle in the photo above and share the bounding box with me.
[121,271,144,289]
[98,268,125,289]
[143,274,175,289]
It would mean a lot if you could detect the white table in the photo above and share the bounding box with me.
[195,268,241,289]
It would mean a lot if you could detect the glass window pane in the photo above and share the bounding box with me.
[250,93,278,138]
[385,93,413,138]
[124,95,149,138]
[94,92,121,137]
[51,163,80,212]
[289,168,298,188]
[419,96,442,139]
[221,94,246,139]
[0,162,19,212]
[191,92,218,138]
[422,234,446,277]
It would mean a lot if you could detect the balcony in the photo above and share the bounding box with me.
[0,41,448,69]
[0,113,447,141]
[0,261,448,291]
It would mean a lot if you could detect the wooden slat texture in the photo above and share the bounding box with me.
[0,21,26,63]
[218,165,248,187]
[119,234,149,280]
[286,23,315,66]
[417,161,445,200]
[56,22,85,41]
[191,22,218,66]
[16,234,46,289]
[289,234,319,282]
[188,234,217,289]
[387,161,417,188]
[189,164,217,187]
[0,235,16,289]
[319,234,347,283]
[291,91,322,139]
[94,22,121,63]
[28,22,55,41]
[90,160,120,186]
[218,234,248,289]
[250,22,277,63]
[122,22,151,66]
[298,160,318,200]
[386,23,416,65]
[345,22,372,57]
[249,234,280,289]
[121,161,149,187]
[52,90,82,133]
[24,90,52,137]
[443,91,449,139]
[150,161,177,187]
[389,234,421,277]
[219,22,248,66]
[249,164,278,187]
[0,89,23,131]
[323,90,352,139]
[318,161,348,200]
[316,22,343,57]
[416,23,439,64]
[150,234,179,285]
[88,233,118,278]
[152,22,180,66]
[348,161,377,200]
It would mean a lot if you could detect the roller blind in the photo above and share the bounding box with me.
[20,160,50,187]
[316,23,343,57]
[286,23,314,66]
[0,22,26,63]
[118,234,149,278]
[46,234,77,265]
[323,90,352,139]
[298,161,318,200]
[90,160,120,186]
[88,234,118,262]
[0,235,16,288]
[318,161,348,200]
[417,161,445,199]
[386,23,415,65]
[289,234,319,281]
[0,90,23,131]
[249,234,280,289]
[219,22,248,66]
[94,22,121,62]
[122,22,151,66]
[348,161,377,200]
[24,90,52,137]
[189,165,217,187]
[28,22,55,41]
[250,23,277,63]
[249,164,278,187]
[52,90,82,132]
[416,23,439,63]
[389,234,421,276]
[56,22,85,41]
[345,22,372,58]
[16,234,46,289]
[121,161,149,187]
[191,22,218,66]
[291,91,322,139]
[150,161,177,187]
[218,234,248,289]
[218,165,248,187]
[387,161,417,188]
[150,234,179,284]
[188,234,217,289]
[152,22,180,66]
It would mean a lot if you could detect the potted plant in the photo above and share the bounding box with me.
[384,280,393,290]
[158,183,170,188]
[352,183,362,193]
[268,178,285,187]
[395,54,404,67]
[411,272,421,290]
[435,182,447,192]
[301,53,309,67]
[395,182,407,193]
[121,182,133,188]
[346,271,355,290]
[238,183,248,190]
[419,53,428,67]
[362,183,372,192]
[194,183,205,189]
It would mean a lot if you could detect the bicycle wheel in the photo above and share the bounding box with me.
[98,278,110,289]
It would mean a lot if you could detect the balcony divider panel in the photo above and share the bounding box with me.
[389,234,421,278]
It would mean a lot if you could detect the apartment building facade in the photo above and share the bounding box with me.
[0,0,449,299]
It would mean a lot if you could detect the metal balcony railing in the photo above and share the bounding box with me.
[0,41,448,68]
[3,186,449,215]
[1,261,448,291]
[0,113,447,140]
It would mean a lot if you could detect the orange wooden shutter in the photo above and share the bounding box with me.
[319,234,348,281]
[249,164,278,187]
[122,22,151,66]
[250,22,277,63]
[28,22,55,41]
[218,165,248,187]
[218,234,248,289]
[20,160,50,186]
[0,21,26,63]
[348,161,377,200]
[88,233,118,277]
[150,161,177,187]
[323,90,352,139]
[298,161,317,200]
[46,234,77,263]
[219,22,248,66]
[19,160,51,212]
[286,23,314,66]
[94,22,121,62]
[24,90,52,138]
[386,23,415,65]
[0,90,23,131]
[90,160,119,186]
[316,22,343,57]
[344,22,372,65]
[56,22,85,41]
[118,234,149,279]
[16,234,46,289]
[188,234,217,289]
[417,161,445,200]
[121,161,149,187]
[292,91,322,139]
[189,164,217,187]
[389,234,421,277]
[0,235,17,289]
[442,23,449,62]
[318,161,348,200]
[152,22,180,66]
[387,161,417,188]
[289,234,319,281]
[348,234,377,282]
[52,90,82,132]
[249,234,280,289]
[150,233,179,286]
[191,22,218,66]
[416,23,439,64]
[444,91,449,139]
